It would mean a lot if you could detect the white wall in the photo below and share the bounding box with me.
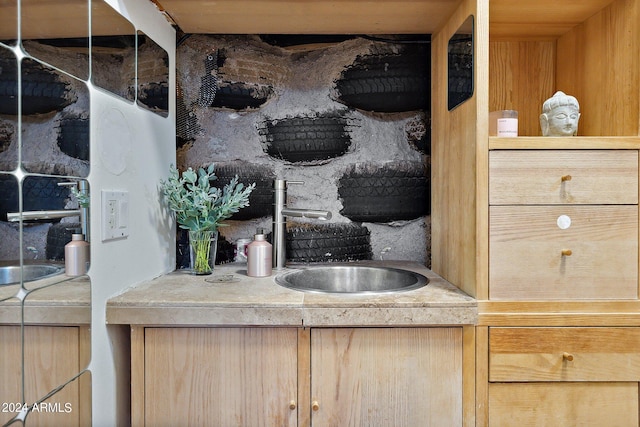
[88,1,175,425]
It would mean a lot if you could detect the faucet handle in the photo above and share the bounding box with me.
[58,179,89,192]
[274,179,304,190]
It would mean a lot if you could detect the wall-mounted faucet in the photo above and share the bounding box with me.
[6,179,90,242]
[272,179,331,269]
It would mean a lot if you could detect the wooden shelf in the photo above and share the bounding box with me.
[478,300,640,326]
[154,0,461,34]
[489,136,640,150]
[489,0,620,40]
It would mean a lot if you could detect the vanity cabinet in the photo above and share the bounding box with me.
[489,149,639,300]
[132,326,463,426]
[0,325,91,427]
[482,148,640,425]
[482,147,640,426]
[487,327,640,426]
[431,0,640,425]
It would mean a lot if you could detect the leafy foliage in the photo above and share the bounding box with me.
[70,185,90,208]
[160,163,255,232]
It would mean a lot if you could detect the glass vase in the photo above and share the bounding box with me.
[188,229,218,275]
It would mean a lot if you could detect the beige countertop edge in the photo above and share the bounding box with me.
[0,279,91,325]
[106,306,305,327]
[105,304,477,327]
[0,304,91,325]
[302,306,477,327]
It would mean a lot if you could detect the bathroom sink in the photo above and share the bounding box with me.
[0,264,65,286]
[275,265,428,294]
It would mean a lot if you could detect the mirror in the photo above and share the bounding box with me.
[20,58,90,177]
[0,0,17,46]
[136,30,170,116]
[0,0,95,424]
[91,0,136,102]
[21,0,89,80]
[0,173,18,258]
[0,0,167,423]
[20,279,91,424]
[0,46,18,172]
[448,15,474,110]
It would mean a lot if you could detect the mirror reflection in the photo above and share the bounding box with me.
[0,0,17,46]
[0,0,100,426]
[448,15,474,111]
[20,0,89,80]
[0,173,19,259]
[0,272,90,426]
[0,46,18,172]
[0,0,169,423]
[17,285,90,425]
[137,30,169,116]
[0,322,23,426]
[20,58,90,177]
[91,0,136,102]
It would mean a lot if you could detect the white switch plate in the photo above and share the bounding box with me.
[101,190,129,241]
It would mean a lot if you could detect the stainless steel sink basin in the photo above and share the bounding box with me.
[0,264,65,286]
[275,265,428,293]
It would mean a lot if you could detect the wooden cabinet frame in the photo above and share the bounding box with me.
[431,0,640,425]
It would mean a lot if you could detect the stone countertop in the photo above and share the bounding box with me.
[0,274,91,325]
[106,261,477,327]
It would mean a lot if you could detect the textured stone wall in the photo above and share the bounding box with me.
[176,34,431,265]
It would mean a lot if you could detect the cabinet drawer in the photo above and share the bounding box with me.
[490,205,638,300]
[488,383,638,427]
[489,327,640,382]
[489,150,638,205]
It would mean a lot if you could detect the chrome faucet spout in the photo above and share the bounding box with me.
[5,179,90,241]
[280,208,332,221]
[6,209,82,222]
[272,179,331,269]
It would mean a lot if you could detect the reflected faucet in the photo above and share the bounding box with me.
[273,179,331,269]
[6,179,90,242]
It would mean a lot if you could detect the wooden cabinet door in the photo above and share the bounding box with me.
[0,325,82,427]
[310,328,462,427]
[144,327,298,427]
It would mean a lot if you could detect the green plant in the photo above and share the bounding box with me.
[70,185,90,208]
[160,163,255,232]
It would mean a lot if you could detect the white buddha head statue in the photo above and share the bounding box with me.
[540,91,580,136]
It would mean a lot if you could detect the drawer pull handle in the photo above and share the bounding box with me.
[561,175,572,182]
[561,249,572,256]
[289,400,296,410]
[312,401,320,411]
[563,352,574,361]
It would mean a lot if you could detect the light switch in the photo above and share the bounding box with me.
[101,190,129,241]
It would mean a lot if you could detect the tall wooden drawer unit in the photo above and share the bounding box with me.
[489,150,639,300]
[487,327,640,426]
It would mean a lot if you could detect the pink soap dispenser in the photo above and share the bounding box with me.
[65,232,90,276]
[247,229,272,277]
